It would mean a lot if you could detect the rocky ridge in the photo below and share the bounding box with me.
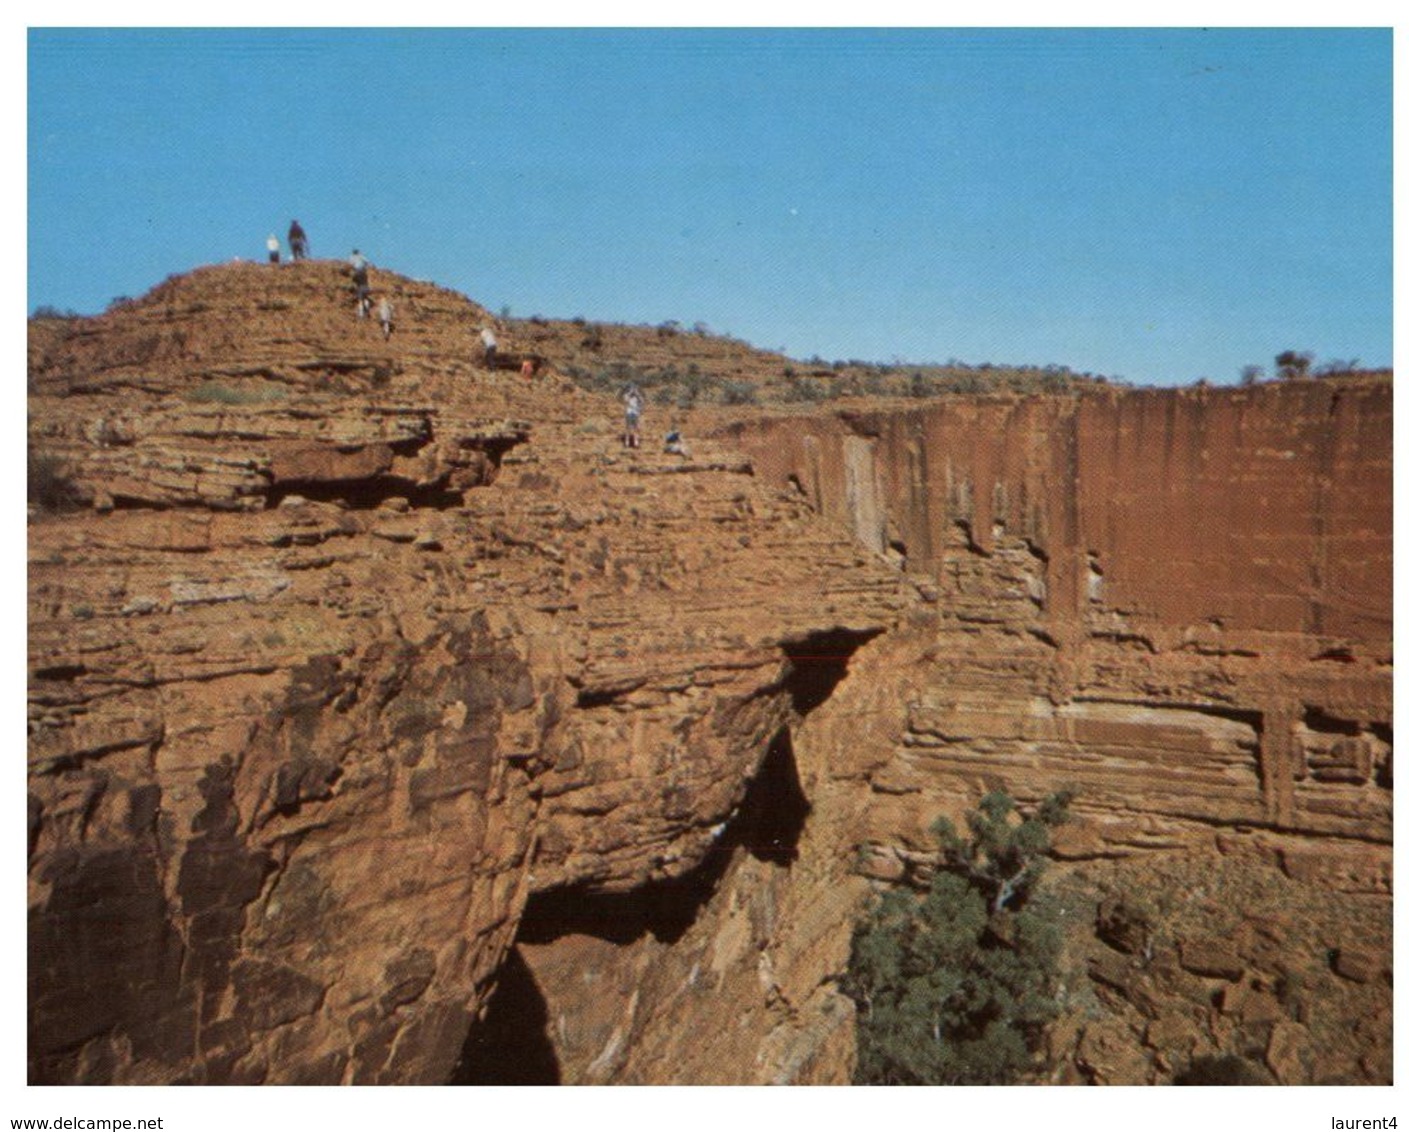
[28,260,1392,1085]
[28,261,909,1084]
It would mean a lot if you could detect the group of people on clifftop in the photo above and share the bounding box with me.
[259,221,687,453]
[346,248,393,340]
[264,219,309,265]
[620,382,689,457]
[260,221,393,339]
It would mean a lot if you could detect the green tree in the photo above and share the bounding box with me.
[844,790,1071,1085]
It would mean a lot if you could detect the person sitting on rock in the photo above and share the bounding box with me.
[622,383,644,449]
[288,220,308,260]
[663,428,689,457]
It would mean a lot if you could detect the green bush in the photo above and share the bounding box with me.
[844,790,1072,1085]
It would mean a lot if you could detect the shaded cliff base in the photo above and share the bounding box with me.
[463,811,1390,1086]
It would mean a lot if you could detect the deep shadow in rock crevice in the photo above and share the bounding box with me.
[727,727,810,866]
[454,721,817,1083]
[516,726,812,951]
[448,947,560,1085]
[780,627,883,715]
[265,475,466,511]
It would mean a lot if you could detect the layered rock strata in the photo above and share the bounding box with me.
[27,263,909,1084]
[28,262,1391,1086]
[721,382,1392,874]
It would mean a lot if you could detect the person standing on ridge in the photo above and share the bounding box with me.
[266,234,281,264]
[479,326,497,369]
[349,250,371,318]
[288,220,308,260]
[622,383,644,449]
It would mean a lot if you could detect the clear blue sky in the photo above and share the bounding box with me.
[28,27,1392,385]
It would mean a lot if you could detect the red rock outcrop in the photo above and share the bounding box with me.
[721,382,1392,867]
[27,262,909,1084]
[28,261,1391,1086]
[666,380,1392,1084]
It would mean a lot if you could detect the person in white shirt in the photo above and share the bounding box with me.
[623,384,644,448]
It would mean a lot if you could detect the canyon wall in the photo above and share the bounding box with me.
[26,264,909,1085]
[28,266,1392,1086]
[722,381,1392,871]
[426,379,1393,1087]
[597,379,1390,1085]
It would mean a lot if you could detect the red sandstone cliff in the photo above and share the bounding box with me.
[721,385,1391,862]
[27,262,1391,1085]
[504,382,1391,1086]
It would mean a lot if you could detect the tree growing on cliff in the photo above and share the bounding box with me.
[1275,350,1313,380]
[843,790,1072,1085]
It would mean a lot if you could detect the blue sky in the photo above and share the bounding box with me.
[27,27,1392,385]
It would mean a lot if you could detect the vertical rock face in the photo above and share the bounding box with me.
[659,379,1388,1085]
[412,380,1392,1088]
[724,381,1392,860]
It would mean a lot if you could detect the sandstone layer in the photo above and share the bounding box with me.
[28,261,1391,1085]
[27,262,909,1084]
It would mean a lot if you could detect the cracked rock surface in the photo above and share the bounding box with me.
[28,261,1391,1085]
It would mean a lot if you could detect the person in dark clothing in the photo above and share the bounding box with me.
[288,220,308,260]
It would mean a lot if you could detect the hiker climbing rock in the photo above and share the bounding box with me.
[664,428,689,457]
[520,356,537,380]
[378,296,394,340]
[288,220,308,260]
[479,326,497,368]
[623,383,644,448]
[266,234,281,264]
[349,250,371,318]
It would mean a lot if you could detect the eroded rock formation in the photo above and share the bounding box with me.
[27,263,908,1084]
[28,262,1391,1085]
[723,385,1392,869]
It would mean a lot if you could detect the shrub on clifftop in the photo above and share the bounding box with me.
[844,791,1071,1085]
